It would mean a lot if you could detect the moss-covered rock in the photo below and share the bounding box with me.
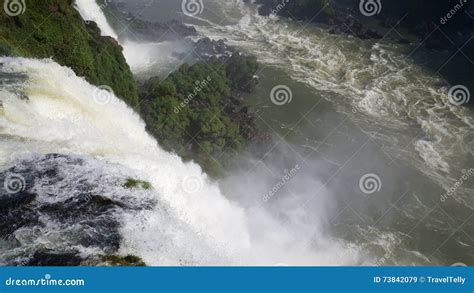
[0,0,138,107]
[123,178,152,190]
[102,255,146,266]
[140,56,259,177]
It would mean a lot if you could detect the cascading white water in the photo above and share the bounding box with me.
[74,0,192,78]
[0,57,362,265]
[58,0,473,265]
[0,57,251,264]
[18,0,361,265]
[73,0,118,39]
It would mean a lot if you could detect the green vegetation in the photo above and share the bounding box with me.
[102,255,146,266]
[0,1,260,177]
[0,0,138,107]
[226,53,259,94]
[139,55,259,176]
[123,178,152,190]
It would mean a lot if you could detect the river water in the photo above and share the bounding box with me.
[0,0,472,266]
[115,0,474,265]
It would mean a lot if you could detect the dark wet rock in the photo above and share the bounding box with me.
[0,154,155,266]
[101,254,146,266]
[193,37,236,62]
[26,250,83,266]
[0,193,39,237]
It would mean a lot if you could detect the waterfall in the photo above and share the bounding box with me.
[0,57,360,265]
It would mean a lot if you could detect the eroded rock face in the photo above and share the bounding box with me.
[0,154,155,266]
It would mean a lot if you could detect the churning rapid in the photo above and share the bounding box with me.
[0,58,362,265]
[192,2,474,211]
[186,1,474,265]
